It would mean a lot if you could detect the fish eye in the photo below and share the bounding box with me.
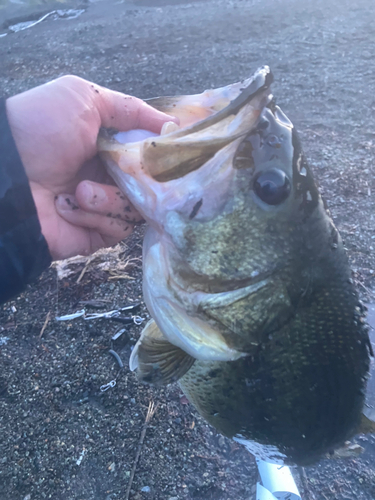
[253,169,291,205]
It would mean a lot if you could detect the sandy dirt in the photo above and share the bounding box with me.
[1,0,375,498]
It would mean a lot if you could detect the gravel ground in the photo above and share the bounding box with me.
[1,0,375,498]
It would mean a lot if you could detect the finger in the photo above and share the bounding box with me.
[75,180,143,222]
[94,84,179,133]
[55,194,135,241]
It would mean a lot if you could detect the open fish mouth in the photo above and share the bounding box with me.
[98,65,273,183]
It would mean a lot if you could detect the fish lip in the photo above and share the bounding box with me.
[167,65,274,139]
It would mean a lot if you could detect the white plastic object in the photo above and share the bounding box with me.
[256,483,279,500]
[256,460,301,500]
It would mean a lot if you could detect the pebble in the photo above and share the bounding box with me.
[218,436,226,448]
[141,486,151,493]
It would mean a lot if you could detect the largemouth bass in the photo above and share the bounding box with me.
[98,67,372,465]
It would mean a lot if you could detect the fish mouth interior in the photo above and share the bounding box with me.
[147,67,273,182]
[98,66,274,183]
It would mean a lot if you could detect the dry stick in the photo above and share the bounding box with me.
[196,454,220,461]
[124,401,158,500]
[108,274,135,281]
[39,312,51,339]
[357,280,372,296]
[298,466,317,500]
[77,255,95,284]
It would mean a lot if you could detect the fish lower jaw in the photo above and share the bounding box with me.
[145,288,246,362]
[146,300,247,362]
[145,280,269,361]
[143,240,248,362]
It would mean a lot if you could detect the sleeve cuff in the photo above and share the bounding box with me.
[0,97,52,304]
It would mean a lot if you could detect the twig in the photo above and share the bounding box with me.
[357,280,372,296]
[124,401,158,500]
[77,255,95,284]
[107,274,135,281]
[79,299,111,308]
[298,466,316,500]
[196,454,220,461]
[39,312,51,339]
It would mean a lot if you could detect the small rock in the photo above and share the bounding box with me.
[141,486,151,493]
[218,436,226,448]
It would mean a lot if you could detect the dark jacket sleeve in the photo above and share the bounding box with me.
[0,97,52,304]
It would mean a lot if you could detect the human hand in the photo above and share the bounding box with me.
[6,75,176,260]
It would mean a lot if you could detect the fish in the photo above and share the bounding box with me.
[97,66,372,466]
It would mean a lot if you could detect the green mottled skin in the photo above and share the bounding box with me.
[180,268,369,465]
[172,131,370,465]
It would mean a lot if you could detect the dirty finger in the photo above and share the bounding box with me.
[74,181,143,222]
[55,194,136,240]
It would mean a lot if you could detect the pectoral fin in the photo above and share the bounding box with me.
[129,319,195,386]
[358,409,375,434]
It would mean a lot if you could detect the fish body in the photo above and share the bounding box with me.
[98,67,371,465]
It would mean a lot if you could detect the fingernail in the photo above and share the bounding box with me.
[160,121,179,135]
[56,195,79,211]
[82,182,107,206]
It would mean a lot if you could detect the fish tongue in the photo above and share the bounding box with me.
[142,66,273,182]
